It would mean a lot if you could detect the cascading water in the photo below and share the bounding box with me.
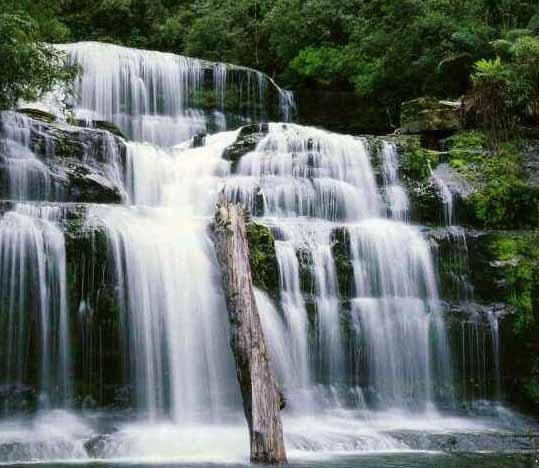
[430,226,502,402]
[0,112,53,200]
[224,124,452,410]
[0,203,71,413]
[83,129,242,424]
[0,41,530,465]
[60,41,294,146]
[347,219,451,409]
[380,141,409,221]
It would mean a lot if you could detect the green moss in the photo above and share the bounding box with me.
[395,136,440,223]
[246,221,280,298]
[51,134,80,159]
[446,131,539,229]
[331,227,354,299]
[398,136,439,183]
[490,234,539,334]
[446,130,487,151]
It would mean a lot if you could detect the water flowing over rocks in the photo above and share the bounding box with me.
[0,111,127,203]
[0,41,537,465]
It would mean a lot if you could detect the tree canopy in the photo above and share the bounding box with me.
[2,0,539,126]
[0,9,74,110]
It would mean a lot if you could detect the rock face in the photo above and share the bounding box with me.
[211,198,287,465]
[400,97,462,134]
[223,123,269,171]
[0,111,126,203]
[245,221,280,299]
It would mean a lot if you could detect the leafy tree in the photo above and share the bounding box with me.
[0,13,74,110]
[2,0,539,129]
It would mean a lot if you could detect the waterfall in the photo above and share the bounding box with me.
[85,205,238,423]
[347,219,451,408]
[380,141,409,221]
[60,42,294,146]
[0,41,520,464]
[0,112,53,200]
[224,123,453,412]
[431,226,502,401]
[274,239,311,391]
[229,123,381,220]
[82,128,242,424]
[0,204,70,413]
[432,167,455,226]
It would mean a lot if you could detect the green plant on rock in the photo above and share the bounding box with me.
[399,137,439,184]
[246,221,280,298]
[447,132,538,228]
[489,234,539,334]
[465,58,525,144]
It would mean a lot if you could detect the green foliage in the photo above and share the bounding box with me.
[512,36,539,80]
[289,47,352,88]
[447,132,538,228]
[466,58,526,143]
[488,233,539,334]
[528,14,539,34]
[2,0,539,118]
[446,130,487,151]
[0,12,74,110]
[399,137,438,183]
[503,28,533,42]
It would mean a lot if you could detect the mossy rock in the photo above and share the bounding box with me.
[223,123,269,172]
[63,215,126,406]
[393,135,442,223]
[400,97,462,134]
[468,231,539,326]
[246,220,280,299]
[1,111,126,204]
[331,227,354,300]
[93,121,127,140]
[445,132,539,229]
[396,135,439,184]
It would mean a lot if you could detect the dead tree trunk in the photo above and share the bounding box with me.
[211,197,287,464]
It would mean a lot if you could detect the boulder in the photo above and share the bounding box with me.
[0,112,127,203]
[223,123,269,171]
[400,97,462,134]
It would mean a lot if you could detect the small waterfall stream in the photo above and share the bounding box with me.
[0,204,71,413]
[0,42,529,465]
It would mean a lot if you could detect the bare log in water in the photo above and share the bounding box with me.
[211,197,287,464]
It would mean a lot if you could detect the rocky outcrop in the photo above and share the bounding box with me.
[246,221,280,299]
[400,97,462,134]
[62,205,126,407]
[223,124,269,171]
[0,111,127,203]
[211,198,287,464]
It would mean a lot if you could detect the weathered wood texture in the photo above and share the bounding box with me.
[211,198,287,464]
